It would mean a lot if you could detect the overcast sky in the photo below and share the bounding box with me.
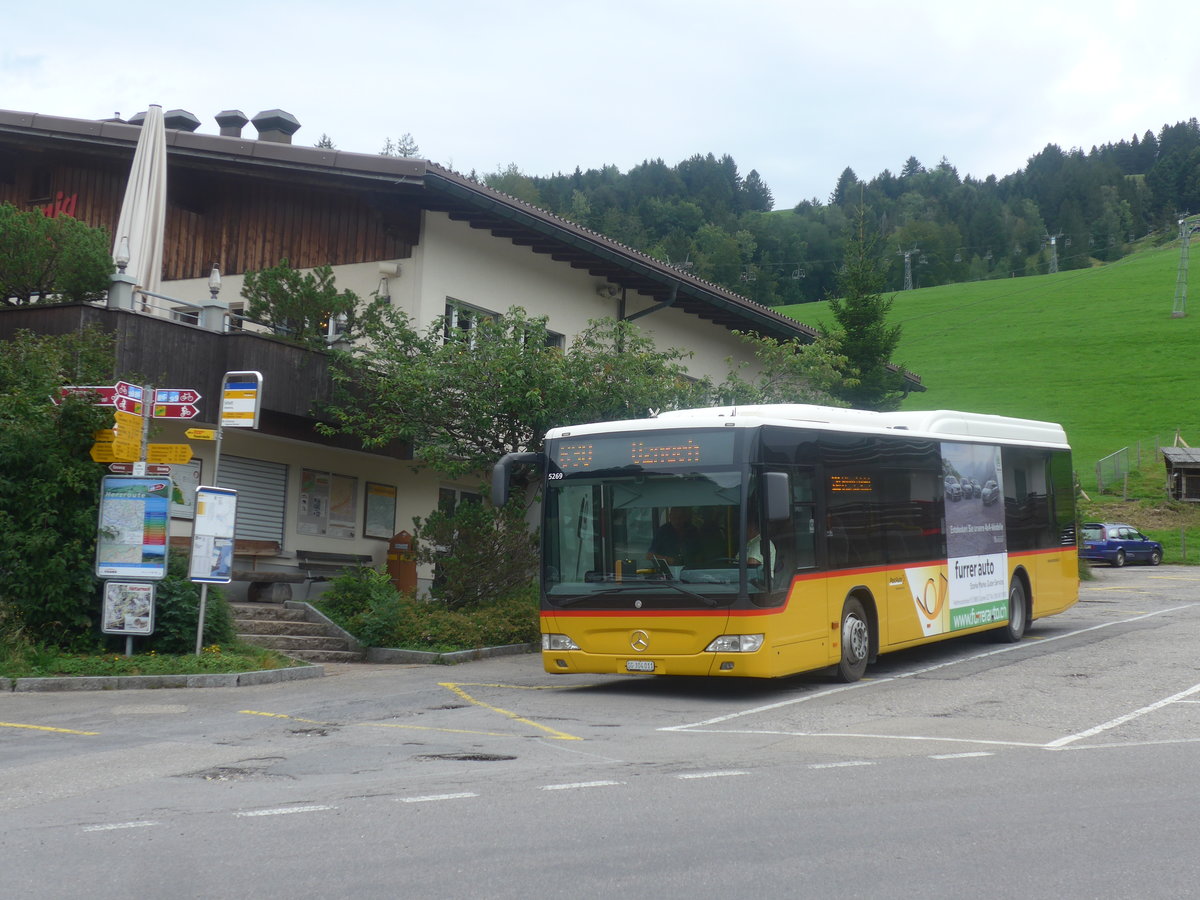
[4,0,1197,208]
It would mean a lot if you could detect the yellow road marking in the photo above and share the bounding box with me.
[439,683,583,741]
[0,721,98,735]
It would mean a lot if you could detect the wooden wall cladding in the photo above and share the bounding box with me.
[1,156,418,280]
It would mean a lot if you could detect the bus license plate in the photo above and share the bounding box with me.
[626,659,655,672]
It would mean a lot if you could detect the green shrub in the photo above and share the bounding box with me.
[321,575,539,652]
[0,328,114,648]
[319,565,398,620]
[139,553,235,654]
[414,498,536,610]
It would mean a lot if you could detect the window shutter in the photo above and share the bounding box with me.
[217,456,288,544]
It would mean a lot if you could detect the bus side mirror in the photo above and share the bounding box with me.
[764,471,790,523]
[491,451,544,506]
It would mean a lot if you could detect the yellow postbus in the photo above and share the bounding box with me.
[493,404,1078,681]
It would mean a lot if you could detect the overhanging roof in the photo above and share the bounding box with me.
[0,108,923,392]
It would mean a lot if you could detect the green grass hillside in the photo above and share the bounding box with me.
[778,243,1198,493]
[777,240,1200,561]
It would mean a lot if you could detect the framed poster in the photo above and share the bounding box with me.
[189,485,238,583]
[170,459,203,519]
[101,581,155,635]
[328,474,358,539]
[297,468,330,535]
[364,482,397,539]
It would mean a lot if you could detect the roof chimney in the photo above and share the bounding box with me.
[163,109,200,132]
[215,109,249,138]
[251,109,300,144]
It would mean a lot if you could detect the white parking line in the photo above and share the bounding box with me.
[675,770,749,780]
[930,752,994,759]
[399,793,478,803]
[540,780,623,791]
[662,605,1193,734]
[82,821,159,832]
[233,805,336,817]
[808,760,874,769]
[1046,681,1200,749]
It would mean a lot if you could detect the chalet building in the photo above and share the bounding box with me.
[0,106,923,596]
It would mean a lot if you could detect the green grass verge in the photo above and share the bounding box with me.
[0,642,299,679]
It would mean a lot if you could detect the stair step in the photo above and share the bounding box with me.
[236,633,354,652]
[228,603,309,622]
[232,620,331,637]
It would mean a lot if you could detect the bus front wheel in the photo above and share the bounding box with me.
[836,597,870,682]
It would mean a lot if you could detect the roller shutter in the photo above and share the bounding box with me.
[217,455,287,544]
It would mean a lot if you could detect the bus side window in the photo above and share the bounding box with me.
[792,471,816,569]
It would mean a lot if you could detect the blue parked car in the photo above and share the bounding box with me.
[1079,523,1163,567]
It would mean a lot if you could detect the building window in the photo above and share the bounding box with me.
[444,299,495,347]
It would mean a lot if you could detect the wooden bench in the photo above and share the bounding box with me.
[171,537,303,602]
[295,550,376,581]
[229,540,305,602]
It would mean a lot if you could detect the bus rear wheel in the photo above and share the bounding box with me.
[995,578,1028,643]
[836,597,870,682]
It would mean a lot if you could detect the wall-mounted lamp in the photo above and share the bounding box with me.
[377,261,400,302]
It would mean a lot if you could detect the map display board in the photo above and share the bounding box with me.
[95,476,169,579]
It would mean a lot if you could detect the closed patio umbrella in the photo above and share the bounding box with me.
[112,104,167,298]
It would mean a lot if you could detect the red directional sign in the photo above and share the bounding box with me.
[59,385,117,406]
[152,403,200,420]
[115,396,144,415]
[109,463,172,475]
[115,380,143,400]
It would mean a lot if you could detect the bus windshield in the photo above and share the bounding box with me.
[543,468,753,604]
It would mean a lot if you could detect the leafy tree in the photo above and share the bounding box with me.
[0,204,112,306]
[484,163,544,206]
[710,331,851,406]
[323,308,703,479]
[240,259,364,349]
[0,327,114,647]
[822,207,907,411]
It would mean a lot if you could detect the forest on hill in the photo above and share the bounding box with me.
[479,118,1200,307]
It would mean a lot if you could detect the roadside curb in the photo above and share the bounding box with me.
[1,664,324,693]
[365,643,537,665]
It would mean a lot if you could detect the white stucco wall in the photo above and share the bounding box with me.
[408,211,758,383]
[154,208,771,592]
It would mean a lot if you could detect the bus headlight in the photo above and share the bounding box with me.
[543,633,580,651]
[705,634,764,653]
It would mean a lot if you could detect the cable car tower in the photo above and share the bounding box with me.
[1173,216,1198,318]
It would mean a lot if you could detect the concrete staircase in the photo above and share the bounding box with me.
[230,601,364,664]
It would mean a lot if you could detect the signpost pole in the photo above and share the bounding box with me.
[194,370,259,655]
[193,425,223,656]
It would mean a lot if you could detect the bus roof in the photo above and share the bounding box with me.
[547,404,1070,449]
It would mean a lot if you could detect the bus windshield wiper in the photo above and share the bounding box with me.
[557,582,720,608]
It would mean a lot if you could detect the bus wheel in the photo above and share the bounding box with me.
[837,597,870,682]
[996,578,1028,643]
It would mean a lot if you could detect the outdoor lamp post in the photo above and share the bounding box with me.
[200,264,227,332]
[107,236,136,310]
